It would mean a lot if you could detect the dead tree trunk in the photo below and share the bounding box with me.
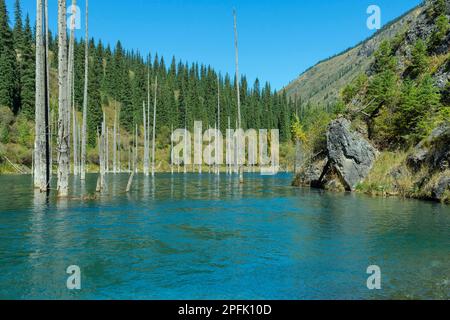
[57,0,70,197]
[217,76,221,175]
[143,101,149,175]
[81,0,89,180]
[106,126,109,172]
[151,77,158,177]
[67,0,77,176]
[233,10,244,184]
[113,107,117,174]
[34,0,47,191]
[96,113,106,192]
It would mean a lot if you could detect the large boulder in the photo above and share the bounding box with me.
[324,118,378,191]
[407,123,450,172]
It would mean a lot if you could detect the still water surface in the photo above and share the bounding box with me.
[0,173,449,299]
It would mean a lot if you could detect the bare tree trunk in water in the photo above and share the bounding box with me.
[143,101,149,175]
[113,107,117,174]
[217,76,221,175]
[118,125,121,173]
[146,56,151,176]
[96,114,106,192]
[81,0,89,180]
[233,10,243,184]
[57,0,70,197]
[106,126,109,172]
[34,0,47,191]
[68,0,77,175]
[151,77,158,177]
[126,125,138,192]
[44,0,51,186]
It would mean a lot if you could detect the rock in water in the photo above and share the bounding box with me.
[326,118,377,191]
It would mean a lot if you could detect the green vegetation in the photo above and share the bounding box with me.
[0,0,297,172]
[342,27,448,147]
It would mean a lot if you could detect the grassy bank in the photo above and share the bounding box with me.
[355,151,449,203]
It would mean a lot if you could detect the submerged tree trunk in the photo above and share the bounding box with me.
[113,108,117,174]
[34,0,47,191]
[217,76,221,175]
[44,0,51,184]
[106,126,109,172]
[171,124,174,175]
[68,0,77,176]
[96,114,106,192]
[151,77,158,177]
[126,125,138,192]
[57,0,70,197]
[233,10,244,184]
[81,0,89,180]
[143,101,149,175]
[72,100,78,175]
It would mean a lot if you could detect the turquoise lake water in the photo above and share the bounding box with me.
[0,173,449,300]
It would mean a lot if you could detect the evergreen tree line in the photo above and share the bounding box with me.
[0,0,34,119]
[1,0,301,149]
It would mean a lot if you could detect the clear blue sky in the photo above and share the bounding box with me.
[7,0,421,90]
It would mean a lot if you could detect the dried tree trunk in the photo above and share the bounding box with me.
[227,116,231,175]
[135,124,138,173]
[170,124,174,175]
[217,76,221,175]
[68,0,77,175]
[151,77,158,177]
[44,0,51,183]
[34,0,46,191]
[143,101,149,175]
[118,125,121,173]
[57,0,70,197]
[146,57,151,175]
[113,108,117,173]
[72,100,78,175]
[96,113,106,192]
[233,10,243,184]
[126,125,138,192]
[81,0,89,180]
[106,126,109,172]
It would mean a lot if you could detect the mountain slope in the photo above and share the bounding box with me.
[283,4,424,106]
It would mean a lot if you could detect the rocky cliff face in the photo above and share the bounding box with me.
[406,123,450,202]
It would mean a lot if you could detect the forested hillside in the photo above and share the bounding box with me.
[283,3,424,107]
[0,0,296,172]
[292,0,450,203]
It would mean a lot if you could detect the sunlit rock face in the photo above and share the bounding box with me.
[325,118,378,191]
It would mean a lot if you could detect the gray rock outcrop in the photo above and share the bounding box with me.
[432,176,450,201]
[323,118,378,191]
[407,123,450,172]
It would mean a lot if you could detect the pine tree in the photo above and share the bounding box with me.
[0,0,18,111]
[410,40,429,78]
[13,0,22,50]
[19,14,34,119]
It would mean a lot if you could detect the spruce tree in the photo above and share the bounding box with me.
[0,0,18,111]
[19,14,34,119]
[410,39,429,78]
[13,0,22,49]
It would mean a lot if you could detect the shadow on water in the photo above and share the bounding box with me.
[0,173,448,299]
